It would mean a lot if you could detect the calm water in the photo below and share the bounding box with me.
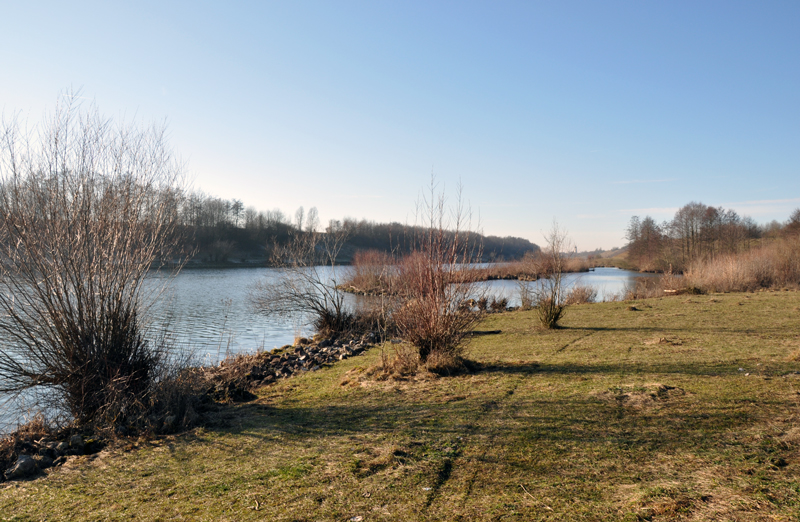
[148,265,654,359]
[0,266,653,433]
[476,266,658,307]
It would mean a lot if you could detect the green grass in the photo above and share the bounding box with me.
[3,291,800,521]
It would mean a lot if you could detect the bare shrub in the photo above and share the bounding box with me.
[489,296,509,311]
[564,284,597,305]
[250,226,355,337]
[531,222,570,328]
[0,94,187,428]
[392,181,485,364]
[345,249,396,295]
[518,281,535,311]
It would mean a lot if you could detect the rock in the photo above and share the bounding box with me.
[33,455,54,470]
[52,456,68,467]
[69,435,84,453]
[4,455,36,480]
[84,439,105,454]
[311,365,321,371]
[163,415,177,432]
[319,339,332,348]
[56,441,69,453]
[38,446,58,460]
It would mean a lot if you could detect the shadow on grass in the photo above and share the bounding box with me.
[201,398,762,478]
[560,325,794,336]
[475,359,782,377]
[204,371,765,460]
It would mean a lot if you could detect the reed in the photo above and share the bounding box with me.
[685,237,800,292]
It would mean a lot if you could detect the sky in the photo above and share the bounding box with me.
[1,1,798,250]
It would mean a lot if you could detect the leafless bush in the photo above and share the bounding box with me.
[344,249,396,294]
[250,226,356,337]
[0,94,187,428]
[392,181,485,364]
[531,222,570,328]
[489,296,509,311]
[564,284,597,305]
[518,281,535,310]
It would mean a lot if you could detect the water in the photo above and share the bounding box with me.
[146,266,360,364]
[0,265,652,433]
[146,266,653,357]
[478,266,659,306]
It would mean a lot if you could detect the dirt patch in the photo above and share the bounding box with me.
[593,384,686,409]
[643,336,684,346]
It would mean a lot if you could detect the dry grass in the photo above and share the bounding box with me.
[685,237,800,292]
[3,291,800,520]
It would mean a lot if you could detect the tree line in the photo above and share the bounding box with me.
[626,202,800,272]
[177,191,540,264]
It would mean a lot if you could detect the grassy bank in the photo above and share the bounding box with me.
[2,291,800,521]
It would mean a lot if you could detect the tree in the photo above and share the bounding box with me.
[0,94,186,426]
[670,202,707,266]
[626,215,664,271]
[306,206,319,233]
[785,208,800,237]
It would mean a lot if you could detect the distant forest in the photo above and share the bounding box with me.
[626,201,800,272]
[176,191,539,265]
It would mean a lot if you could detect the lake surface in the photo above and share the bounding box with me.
[0,266,654,433]
[148,265,655,361]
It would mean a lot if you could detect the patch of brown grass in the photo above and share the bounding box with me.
[686,236,800,292]
[593,383,686,409]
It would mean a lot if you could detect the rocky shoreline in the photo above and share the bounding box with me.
[204,332,376,401]
[1,332,376,483]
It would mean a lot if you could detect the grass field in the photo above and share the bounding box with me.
[2,291,800,521]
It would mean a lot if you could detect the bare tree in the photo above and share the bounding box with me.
[305,206,319,233]
[294,206,305,232]
[0,94,186,426]
[392,179,485,366]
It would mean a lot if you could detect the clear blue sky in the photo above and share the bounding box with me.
[2,1,798,250]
